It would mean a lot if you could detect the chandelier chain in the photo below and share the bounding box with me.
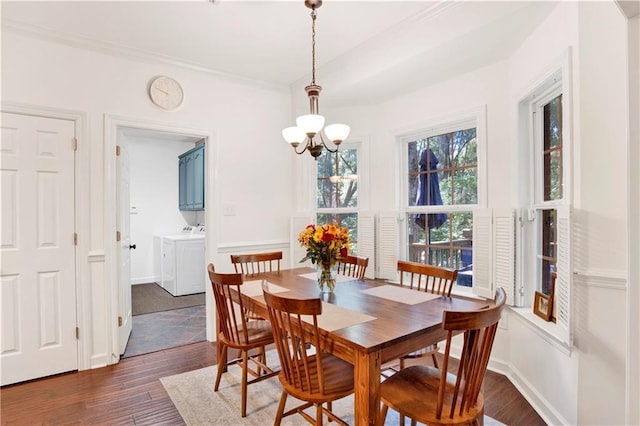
[311,9,317,85]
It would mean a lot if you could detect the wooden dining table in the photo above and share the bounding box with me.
[235,267,490,426]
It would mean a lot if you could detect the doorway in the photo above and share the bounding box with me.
[107,118,213,361]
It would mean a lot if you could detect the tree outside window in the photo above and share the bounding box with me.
[316,148,359,252]
[406,128,477,287]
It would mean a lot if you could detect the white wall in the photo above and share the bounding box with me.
[628,13,640,426]
[1,30,294,368]
[317,2,630,424]
[574,2,628,424]
[126,136,198,284]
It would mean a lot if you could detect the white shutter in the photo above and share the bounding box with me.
[472,209,493,298]
[377,212,398,280]
[555,205,572,345]
[493,209,516,305]
[290,213,314,269]
[357,212,376,279]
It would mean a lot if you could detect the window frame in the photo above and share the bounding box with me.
[309,140,368,252]
[516,49,573,347]
[398,106,487,294]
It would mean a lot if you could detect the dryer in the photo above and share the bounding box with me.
[157,225,206,296]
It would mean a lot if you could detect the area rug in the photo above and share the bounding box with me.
[160,351,505,425]
[132,282,205,315]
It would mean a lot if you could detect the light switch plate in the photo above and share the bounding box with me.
[223,204,236,216]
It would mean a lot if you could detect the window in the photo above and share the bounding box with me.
[539,95,563,294]
[403,116,480,291]
[518,56,572,344]
[531,91,564,297]
[316,146,359,252]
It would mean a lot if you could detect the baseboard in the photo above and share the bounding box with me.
[506,363,569,426]
[131,276,159,285]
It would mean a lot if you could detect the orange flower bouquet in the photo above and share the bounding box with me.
[297,223,350,292]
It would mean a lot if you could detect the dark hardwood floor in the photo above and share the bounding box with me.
[1,341,546,425]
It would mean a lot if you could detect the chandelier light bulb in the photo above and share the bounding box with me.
[282,126,306,146]
[296,114,325,136]
[324,123,350,144]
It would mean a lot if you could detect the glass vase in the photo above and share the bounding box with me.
[317,264,337,294]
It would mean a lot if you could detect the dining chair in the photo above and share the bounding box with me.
[262,284,354,426]
[230,251,282,277]
[396,260,458,369]
[380,287,507,426]
[207,264,279,417]
[336,255,369,280]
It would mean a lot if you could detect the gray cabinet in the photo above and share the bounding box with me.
[178,144,205,211]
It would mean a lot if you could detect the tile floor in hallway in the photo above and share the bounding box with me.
[123,305,206,358]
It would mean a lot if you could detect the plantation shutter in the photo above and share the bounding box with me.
[493,209,516,305]
[290,213,314,269]
[357,212,376,279]
[377,212,398,280]
[555,205,572,345]
[472,209,493,298]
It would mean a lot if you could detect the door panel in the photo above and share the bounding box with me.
[0,112,77,385]
[117,143,132,355]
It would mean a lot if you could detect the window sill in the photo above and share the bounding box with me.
[509,306,571,355]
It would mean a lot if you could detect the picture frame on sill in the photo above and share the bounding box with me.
[533,291,553,321]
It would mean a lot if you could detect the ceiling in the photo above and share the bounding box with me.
[2,1,562,105]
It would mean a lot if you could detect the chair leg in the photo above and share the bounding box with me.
[380,403,389,424]
[327,401,333,422]
[214,342,227,391]
[257,346,265,376]
[274,391,288,426]
[431,352,439,369]
[241,350,248,417]
[316,403,323,426]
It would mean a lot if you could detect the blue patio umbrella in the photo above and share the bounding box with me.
[414,148,447,230]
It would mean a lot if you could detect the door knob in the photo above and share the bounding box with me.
[129,244,137,250]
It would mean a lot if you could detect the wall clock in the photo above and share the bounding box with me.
[148,76,184,110]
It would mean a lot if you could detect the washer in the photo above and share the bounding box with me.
[157,225,206,296]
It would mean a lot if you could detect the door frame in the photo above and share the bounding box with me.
[104,114,216,362]
[1,101,89,371]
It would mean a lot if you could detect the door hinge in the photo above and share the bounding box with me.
[118,316,123,327]
[74,233,78,245]
[75,327,79,339]
[116,231,121,242]
[72,138,78,151]
[116,145,121,156]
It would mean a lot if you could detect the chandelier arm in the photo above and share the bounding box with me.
[318,132,338,153]
[293,139,311,155]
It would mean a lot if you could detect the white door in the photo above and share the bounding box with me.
[0,112,77,385]
[117,143,132,355]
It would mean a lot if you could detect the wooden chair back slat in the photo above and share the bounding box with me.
[397,260,457,296]
[231,251,282,277]
[207,265,249,345]
[337,255,369,280]
[263,288,324,394]
[437,288,506,421]
[264,284,353,425]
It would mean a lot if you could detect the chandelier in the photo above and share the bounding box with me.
[282,0,350,160]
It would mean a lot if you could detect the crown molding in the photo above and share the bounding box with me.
[2,18,289,94]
